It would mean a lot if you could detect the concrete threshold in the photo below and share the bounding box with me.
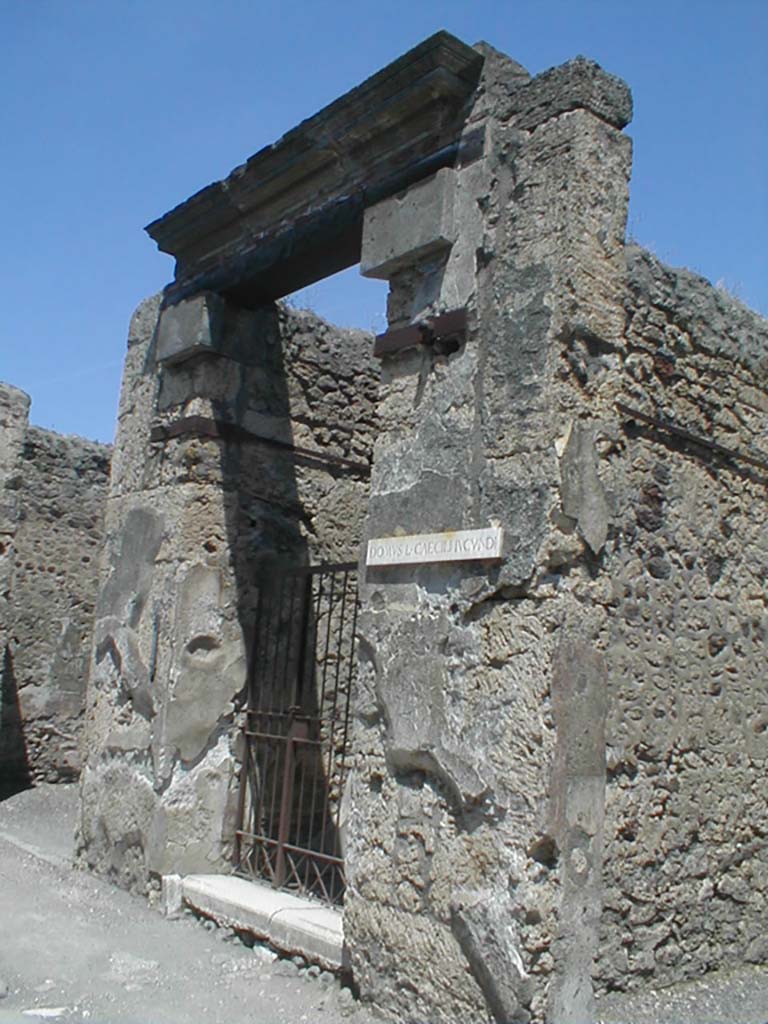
[177,874,345,971]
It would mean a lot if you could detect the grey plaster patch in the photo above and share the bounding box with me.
[100,507,165,623]
[163,563,246,764]
[548,635,607,1024]
[559,420,610,555]
[364,608,489,807]
[451,888,532,1023]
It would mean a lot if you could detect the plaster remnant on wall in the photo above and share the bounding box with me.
[78,289,379,892]
[559,420,610,554]
[547,636,607,1024]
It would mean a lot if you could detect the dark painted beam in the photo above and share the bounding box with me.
[146,32,483,307]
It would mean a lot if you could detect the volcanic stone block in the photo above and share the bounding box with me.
[156,292,227,365]
[360,168,457,280]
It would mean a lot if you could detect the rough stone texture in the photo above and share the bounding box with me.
[77,294,378,893]
[0,383,32,790]
[360,168,458,280]
[588,248,768,997]
[345,46,632,1024]
[74,32,768,1024]
[0,383,110,788]
[155,291,228,365]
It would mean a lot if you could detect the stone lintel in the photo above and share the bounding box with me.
[360,168,457,280]
[147,32,484,305]
[508,57,632,132]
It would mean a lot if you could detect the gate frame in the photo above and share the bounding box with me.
[233,561,359,906]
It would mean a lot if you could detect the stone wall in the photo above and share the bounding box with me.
[0,382,110,790]
[71,32,768,1024]
[345,45,768,1024]
[77,295,378,891]
[346,48,633,1024]
[592,248,768,993]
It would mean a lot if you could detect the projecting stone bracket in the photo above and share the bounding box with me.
[360,167,458,280]
[155,292,228,365]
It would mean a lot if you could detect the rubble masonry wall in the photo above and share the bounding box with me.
[0,382,110,786]
[346,49,633,1024]
[591,248,768,993]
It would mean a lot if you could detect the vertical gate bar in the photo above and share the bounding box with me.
[233,575,266,868]
[234,560,358,905]
[233,729,250,868]
[336,572,359,828]
[247,580,264,712]
[328,567,348,721]
[282,573,300,710]
[319,567,350,857]
[318,568,337,712]
[267,572,286,713]
[265,731,281,850]
[307,568,324,705]
[293,571,314,708]
[274,727,296,889]
[306,569,335,849]
[294,735,308,849]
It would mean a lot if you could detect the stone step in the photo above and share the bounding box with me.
[168,874,345,971]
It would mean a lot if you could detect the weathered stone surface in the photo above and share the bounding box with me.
[78,291,378,891]
[507,56,633,131]
[589,247,768,999]
[559,420,610,554]
[451,888,532,1022]
[346,42,633,1024]
[155,291,227,365]
[0,387,110,788]
[146,32,483,305]
[69,29,768,1024]
[547,637,607,1024]
[0,383,32,791]
[361,168,458,280]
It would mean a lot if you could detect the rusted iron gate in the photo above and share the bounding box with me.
[234,562,358,906]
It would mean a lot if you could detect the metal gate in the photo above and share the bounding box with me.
[233,562,358,906]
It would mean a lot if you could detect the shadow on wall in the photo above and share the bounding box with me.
[0,645,32,800]
[172,300,348,895]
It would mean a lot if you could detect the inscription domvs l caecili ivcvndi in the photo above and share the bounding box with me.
[1,30,767,1024]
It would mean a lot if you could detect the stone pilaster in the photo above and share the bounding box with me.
[346,48,632,1024]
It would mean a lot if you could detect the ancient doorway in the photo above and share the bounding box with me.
[233,562,359,906]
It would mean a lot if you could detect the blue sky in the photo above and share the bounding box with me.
[2,0,766,443]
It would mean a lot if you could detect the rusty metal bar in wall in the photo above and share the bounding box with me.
[373,308,468,357]
[149,415,371,475]
[616,402,768,474]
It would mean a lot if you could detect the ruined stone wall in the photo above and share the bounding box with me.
[0,383,110,789]
[77,295,378,891]
[341,45,768,1024]
[346,50,633,1024]
[71,32,768,1024]
[0,383,33,790]
[590,249,768,994]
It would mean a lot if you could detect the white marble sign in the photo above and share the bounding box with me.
[366,527,504,567]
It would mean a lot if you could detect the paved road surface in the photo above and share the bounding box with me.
[1,785,767,1023]
[0,785,373,1024]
